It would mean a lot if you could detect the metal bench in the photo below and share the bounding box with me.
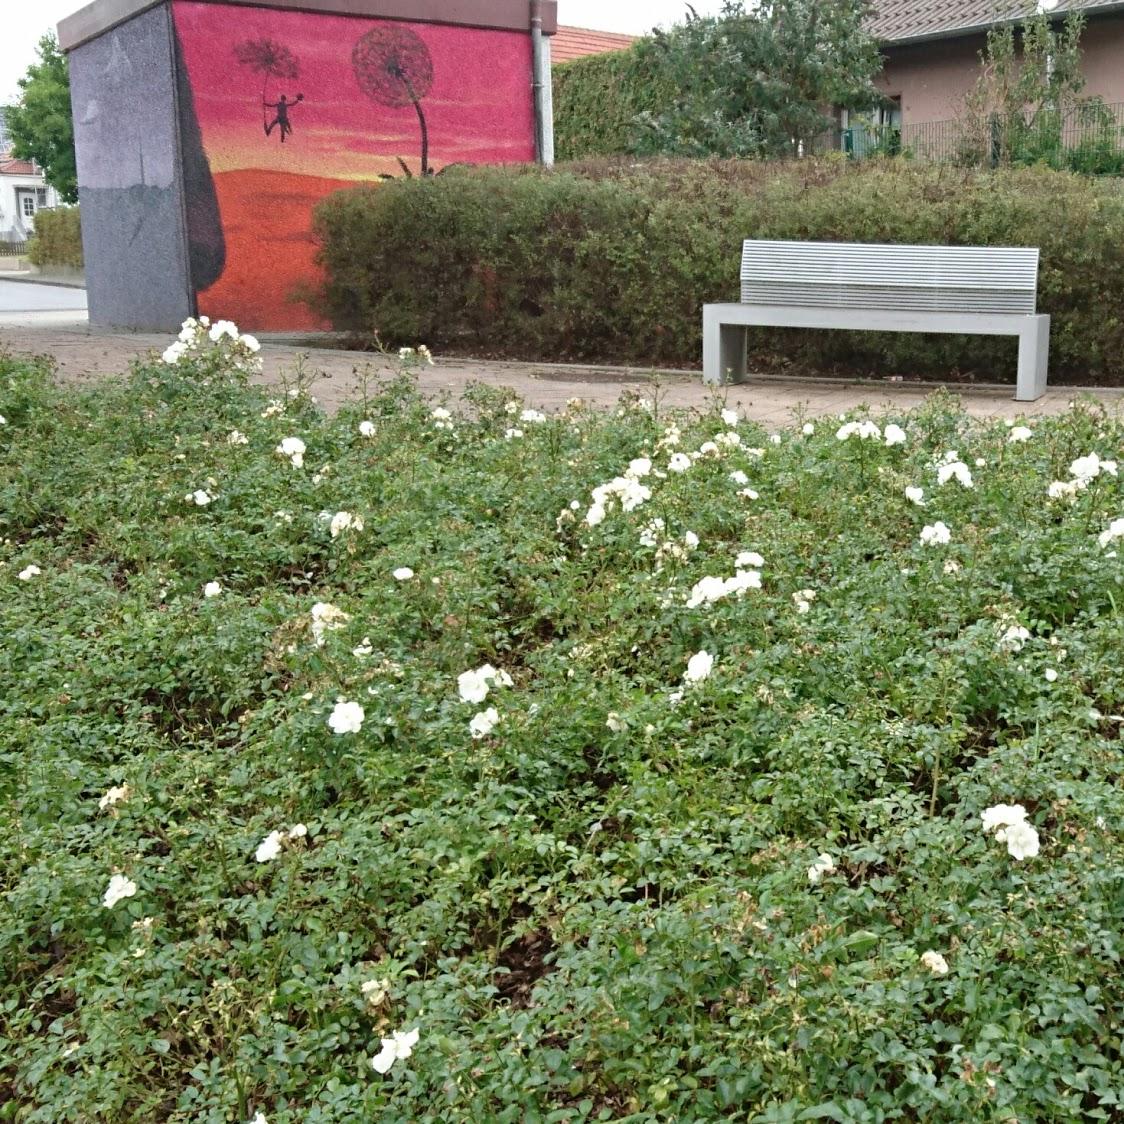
[703,240,1050,401]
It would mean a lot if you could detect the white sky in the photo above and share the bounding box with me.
[558,0,727,34]
[1,0,727,103]
[2,0,80,104]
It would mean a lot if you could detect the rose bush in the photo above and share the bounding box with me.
[0,344,1122,1121]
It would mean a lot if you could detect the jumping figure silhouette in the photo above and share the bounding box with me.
[264,93,304,142]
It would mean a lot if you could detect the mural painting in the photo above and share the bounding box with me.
[171,2,537,329]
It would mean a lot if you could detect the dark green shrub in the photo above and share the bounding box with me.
[313,160,1124,383]
[552,43,676,161]
[27,206,82,269]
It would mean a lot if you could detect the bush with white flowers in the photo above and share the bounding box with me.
[1,350,1122,1121]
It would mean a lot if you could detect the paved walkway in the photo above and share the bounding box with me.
[2,308,1121,426]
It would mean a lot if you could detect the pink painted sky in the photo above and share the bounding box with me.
[172,1,536,179]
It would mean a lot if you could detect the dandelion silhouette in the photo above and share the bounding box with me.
[234,39,303,141]
[352,27,435,176]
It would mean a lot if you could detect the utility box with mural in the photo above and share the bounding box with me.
[58,0,557,331]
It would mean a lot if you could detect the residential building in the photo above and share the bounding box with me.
[870,0,1124,128]
[551,25,637,63]
[0,108,61,244]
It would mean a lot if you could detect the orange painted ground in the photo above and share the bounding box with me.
[198,169,357,331]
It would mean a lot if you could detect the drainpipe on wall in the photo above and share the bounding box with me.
[531,0,555,167]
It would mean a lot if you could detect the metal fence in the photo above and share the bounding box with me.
[808,101,1124,175]
[0,241,29,256]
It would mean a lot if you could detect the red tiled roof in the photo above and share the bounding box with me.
[0,158,38,176]
[869,0,1124,44]
[552,25,637,64]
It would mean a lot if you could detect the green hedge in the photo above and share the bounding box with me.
[28,206,83,269]
[313,160,1124,382]
[552,42,674,160]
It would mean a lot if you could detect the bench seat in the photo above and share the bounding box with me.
[703,240,1050,401]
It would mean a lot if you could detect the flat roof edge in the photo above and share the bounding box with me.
[58,0,557,52]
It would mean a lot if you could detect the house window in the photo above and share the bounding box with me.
[36,188,48,206]
[22,194,36,218]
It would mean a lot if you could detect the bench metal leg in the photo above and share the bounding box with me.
[1016,315,1050,402]
[703,306,747,385]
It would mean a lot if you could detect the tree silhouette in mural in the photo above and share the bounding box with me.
[234,39,304,142]
[352,27,435,177]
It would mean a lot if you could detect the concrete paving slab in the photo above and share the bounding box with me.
[1,311,1121,425]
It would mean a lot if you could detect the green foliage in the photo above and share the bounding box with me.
[553,43,678,161]
[632,0,883,159]
[5,34,77,204]
[553,1,882,160]
[313,159,1124,382]
[2,346,1124,1121]
[27,206,83,269]
[958,11,1124,176]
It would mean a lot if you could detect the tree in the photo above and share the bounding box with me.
[960,11,1117,172]
[6,34,77,203]
[632,0,883,159]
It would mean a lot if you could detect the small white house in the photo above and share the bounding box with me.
[0,109,60,244]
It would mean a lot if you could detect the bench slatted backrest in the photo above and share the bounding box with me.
[740,240,1040,315]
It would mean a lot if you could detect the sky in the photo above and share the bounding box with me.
[1,0,79,103]
[558,0,727,34]
[2,0,727,101]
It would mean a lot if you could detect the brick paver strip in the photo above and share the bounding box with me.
[2,312,1121,423]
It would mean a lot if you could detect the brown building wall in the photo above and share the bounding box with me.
[1079,15,1124,103]
[877,35,987,126]
[877,13,1124,129]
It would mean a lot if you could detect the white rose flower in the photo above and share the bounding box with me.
[919,522,952,546]
[735,550,765,568]
[684,650,714,684]
[1008,426,1033,443]
[905,486,926,506]
[102,873,138,908]
[520,409,547,424]
[802,422,815,436]
[98,784,131,810]
[329,511,364,539]
[469,707,501,739]
[328,700,365,735]
[359,420,376,438]
[606,712,625,733]
[981,803,1028,833]
[668,452,692,473]
[1044,668,1058,683]
[920,950,950,976]
[254,830,284,863]
[1097,518,1124,549]
[276,437,306,469]
[18,564,41,581]
[721,407,739,426]
[883,423,907,446]
[937,461,973,488]
[807,853,835,884]
[226,430,249,446]
[836,421,881,441]
[203,581,222,598]
[393,567,415,581]
[186,489,214,506]
[1002,820,1040,860]
[370,1027,419,1075]
[729,470,749,485]
[240,334,261,353]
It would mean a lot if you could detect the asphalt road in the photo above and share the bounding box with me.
[0,279,88,312]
